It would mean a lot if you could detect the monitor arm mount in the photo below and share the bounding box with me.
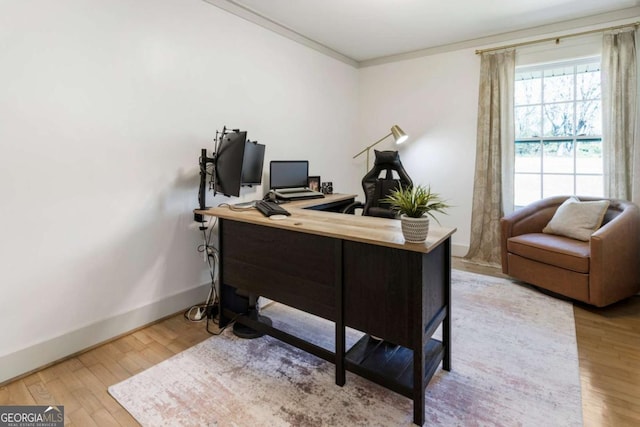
[194,126,239,223]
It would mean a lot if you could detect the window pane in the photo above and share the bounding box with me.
[575,101,601,136]
[543,140,574,173]
[515,106,541,138]
[543,103,574,137]
[515,77,541,106]
[544,68,574,102]
[515,141,541,173]
[576,139,602,174]
[576,175,604,196]
[514,58,602,207]
[576,66,600,100]
[515,174,541,206]
[543,174,573,198]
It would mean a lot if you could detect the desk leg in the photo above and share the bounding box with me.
[413,262,426,426]
[335,324,345,386]
[334,240,345,386]
[443,238,452,372]
[413,346,425,426]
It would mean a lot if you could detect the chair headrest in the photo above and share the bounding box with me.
[373,150,401,168]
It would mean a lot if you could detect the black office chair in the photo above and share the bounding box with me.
[343,150,413,218]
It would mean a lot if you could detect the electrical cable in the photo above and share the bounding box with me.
[206,312,241,335]
[216,202,255,212]
[193,214,243,335]
[186,216,220,323]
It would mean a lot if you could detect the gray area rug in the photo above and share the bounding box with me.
[109,270,582,426]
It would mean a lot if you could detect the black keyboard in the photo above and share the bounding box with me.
[255,200,291,217]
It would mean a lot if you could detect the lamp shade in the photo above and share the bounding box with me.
[391,125,408,144]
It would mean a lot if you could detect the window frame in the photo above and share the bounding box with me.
[514,57,603,208]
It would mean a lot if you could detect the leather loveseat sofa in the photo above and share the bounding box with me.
[501,196,640,307]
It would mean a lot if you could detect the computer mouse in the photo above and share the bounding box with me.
[269,214,287,220]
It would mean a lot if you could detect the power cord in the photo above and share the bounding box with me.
[185,216,220,323]
[206,312,241,335]
[189,203,250,334]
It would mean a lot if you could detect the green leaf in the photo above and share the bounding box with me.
[381,185,450,221]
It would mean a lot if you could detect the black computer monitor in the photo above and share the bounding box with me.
[269,160,309,190]
[214,131,266,196]
[214,131,247,197]
[241,141,266,186]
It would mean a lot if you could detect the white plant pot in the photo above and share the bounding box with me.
[400,214,430,243]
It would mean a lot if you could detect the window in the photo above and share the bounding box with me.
[514,58,603,208]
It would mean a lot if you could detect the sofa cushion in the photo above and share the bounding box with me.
[507,233,590,273]
[542,196,609,241]
[507,253,590,302]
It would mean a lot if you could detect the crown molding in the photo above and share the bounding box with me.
[202,0,358,68]
[202,1,640,69]
[358,6,640,67]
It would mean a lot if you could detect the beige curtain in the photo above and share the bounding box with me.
[602,28,638,202]
[464,50,515,266]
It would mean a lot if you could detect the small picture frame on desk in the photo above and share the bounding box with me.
[308,176,321,192]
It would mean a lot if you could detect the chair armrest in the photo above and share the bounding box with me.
[589,202,640,306]
[342,201,364,215]
[500,196,568,273]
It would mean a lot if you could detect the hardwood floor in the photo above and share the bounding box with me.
[1,259,639,426]
[0,315,212,426]
[574,298,640,426]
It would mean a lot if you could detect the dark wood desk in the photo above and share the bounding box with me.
[197,194,456,426]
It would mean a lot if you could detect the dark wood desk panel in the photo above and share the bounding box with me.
[343,240,420,348]
[221,220,339,320]
[421,241,449,364]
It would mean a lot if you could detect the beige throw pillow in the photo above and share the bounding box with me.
[542,196,609,241]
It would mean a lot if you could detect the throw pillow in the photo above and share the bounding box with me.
[542,196,609,241]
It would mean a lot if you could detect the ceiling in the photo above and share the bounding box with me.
[207,0,640,65]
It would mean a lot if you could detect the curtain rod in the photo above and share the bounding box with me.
[475,22,639,55]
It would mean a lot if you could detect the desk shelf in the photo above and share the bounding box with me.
[345,335,444,399]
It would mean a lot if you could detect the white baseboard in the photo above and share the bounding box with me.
[451,243,468,258]
[0,283,210,384]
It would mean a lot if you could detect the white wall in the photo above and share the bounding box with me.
[0,0,358,382]
[358,50,481,255]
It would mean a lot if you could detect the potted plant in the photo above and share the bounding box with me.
[382,185,450,243]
